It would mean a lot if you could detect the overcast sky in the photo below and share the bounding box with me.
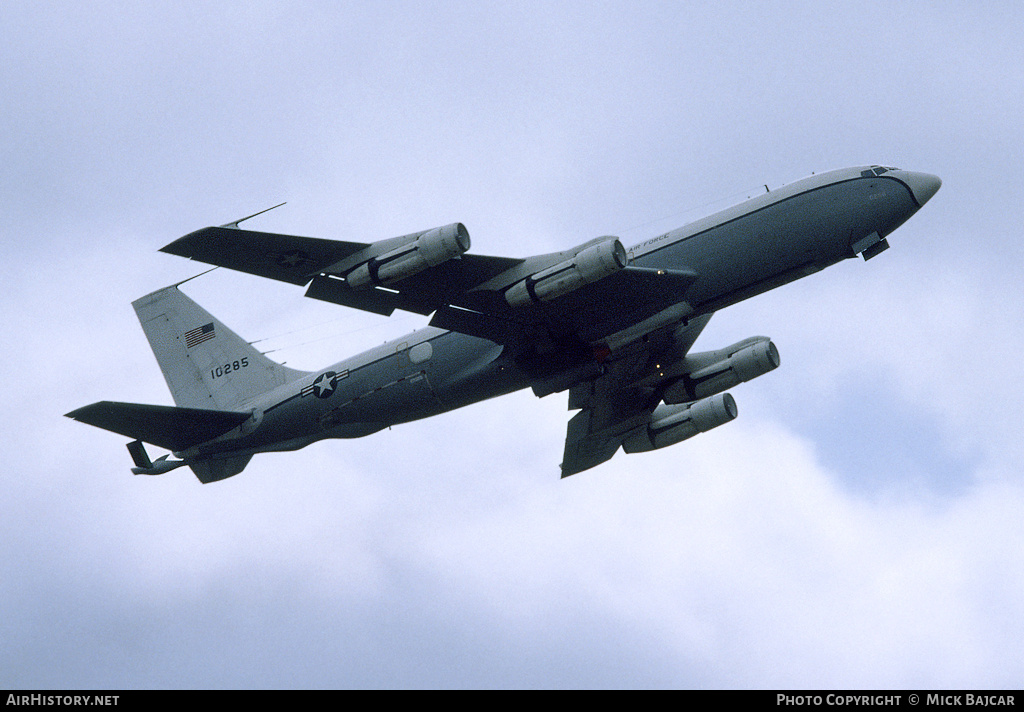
[3,0,1024,689]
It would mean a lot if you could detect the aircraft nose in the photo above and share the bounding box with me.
[898,171,942,207]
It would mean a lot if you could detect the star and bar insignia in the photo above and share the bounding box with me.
[302,371,340,399]
[275,249,313,269]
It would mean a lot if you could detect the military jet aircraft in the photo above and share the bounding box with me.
[67,166,940,482]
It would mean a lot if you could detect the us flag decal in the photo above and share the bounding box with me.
[184,323,215,348]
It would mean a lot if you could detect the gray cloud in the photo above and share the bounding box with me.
[3,1,1023,689]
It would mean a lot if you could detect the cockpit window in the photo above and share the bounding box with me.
[861,166,901,178]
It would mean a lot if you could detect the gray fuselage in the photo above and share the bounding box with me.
[181,166,935,461]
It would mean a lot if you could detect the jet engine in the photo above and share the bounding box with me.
[347,223,470,289]
[505,237,627,307]
[623,393,738,453]
[662,337,779,404]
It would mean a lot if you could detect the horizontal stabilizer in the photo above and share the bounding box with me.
[65,401,251,451]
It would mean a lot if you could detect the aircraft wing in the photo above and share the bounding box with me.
[163,224,523,315]
[562,380,653,477]
[560,314,712,477]
[163,225,387,286]
[162,223,698,349]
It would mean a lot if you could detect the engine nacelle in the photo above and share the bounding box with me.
[347,222,470,289]
[662,337,779,404]
[623,393,737,453]
[505,237,627,307]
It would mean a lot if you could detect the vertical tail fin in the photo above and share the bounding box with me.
[132,286,309,410]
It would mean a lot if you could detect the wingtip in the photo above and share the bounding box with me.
[160,228,207,257]
[65,402,101,420]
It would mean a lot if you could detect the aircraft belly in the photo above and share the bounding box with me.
[241,358,444,447]
[427,331,530,409]
[317,360,443,429]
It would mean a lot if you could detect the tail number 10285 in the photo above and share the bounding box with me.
[211,357,249,380]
